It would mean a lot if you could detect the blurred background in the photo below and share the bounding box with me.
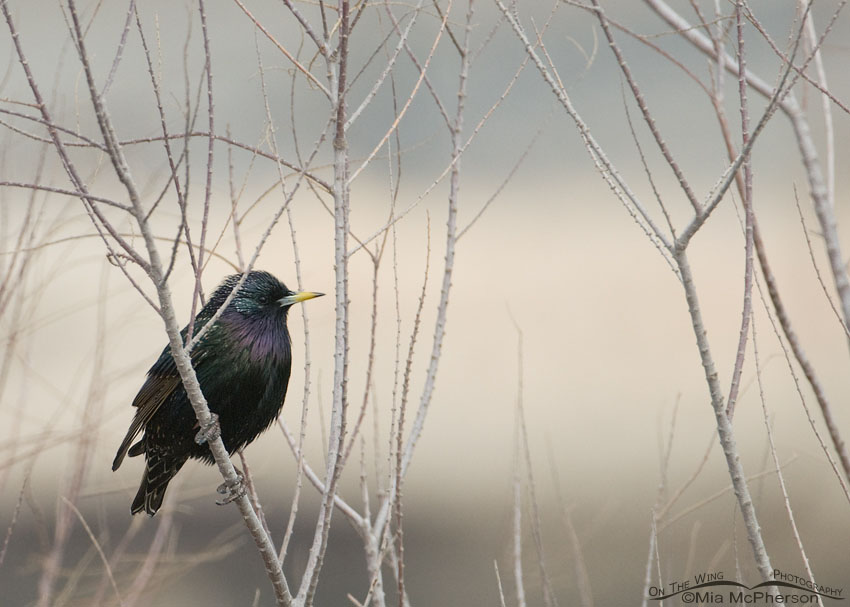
[1,0,850,605]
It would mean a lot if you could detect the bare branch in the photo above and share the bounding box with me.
[674,248,773,580]
[751,321,823,607]
[232,0,332,98]
[725,1,754,419]
[60,497,124,607]
[494,0,674,254]
[589,0,702,213]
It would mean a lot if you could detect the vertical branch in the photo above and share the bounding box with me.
[640,517,659,607]
[401,0,470,474]
[753,239,850,502]
[752,221,850,483]
[276,208,315,566]
[800,5,834,208]
[298,1,350,603]
[751,322,822,607]
[392,218,431,607]
[725,1,754,419]
[187,0,216,340]
[371,0,471,545]
[512,461,527,607]
[253,27,322,568]
[227,127,246,270]
[512,361,527,607]
[674,248,773,581]
[788,101,850,343]
[513,324,558,607]
[197,0,215,269]
[494,561,508,607]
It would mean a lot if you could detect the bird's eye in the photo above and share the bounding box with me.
[258,294,270,305]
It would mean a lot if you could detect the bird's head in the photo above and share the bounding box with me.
[217,271,324,320]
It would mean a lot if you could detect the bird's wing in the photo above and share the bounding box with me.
[112,368,181,471]
[112,294,231,471]
[112,335,213,471]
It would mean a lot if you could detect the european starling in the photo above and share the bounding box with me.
[112,270,323,516]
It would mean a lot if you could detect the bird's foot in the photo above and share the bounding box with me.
[216,471,246,506]
[195,412,220,445]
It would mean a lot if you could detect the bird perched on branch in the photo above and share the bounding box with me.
[113,270,323,516]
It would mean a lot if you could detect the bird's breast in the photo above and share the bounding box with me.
[220,312,292,365]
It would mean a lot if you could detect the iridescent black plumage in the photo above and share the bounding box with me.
[113,271,322,516]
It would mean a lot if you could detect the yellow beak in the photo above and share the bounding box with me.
[278,291,324,306]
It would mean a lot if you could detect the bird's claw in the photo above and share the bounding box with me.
[215,472,246,506]
[195,412,220,445]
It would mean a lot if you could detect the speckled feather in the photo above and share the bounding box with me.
[113,271,297,516]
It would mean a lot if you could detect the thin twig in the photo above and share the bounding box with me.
[725,0,754,419]
[494,0,674,255]
[752,248,850,503]
[60,497,124,607]
[232,0,331,97]
[589,0,701,213]
[751,320,822,607]
[348,0,451,184]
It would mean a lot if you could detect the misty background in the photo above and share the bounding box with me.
[1,0,849,605]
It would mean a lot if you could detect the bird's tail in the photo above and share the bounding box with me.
[131,454,186,516]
